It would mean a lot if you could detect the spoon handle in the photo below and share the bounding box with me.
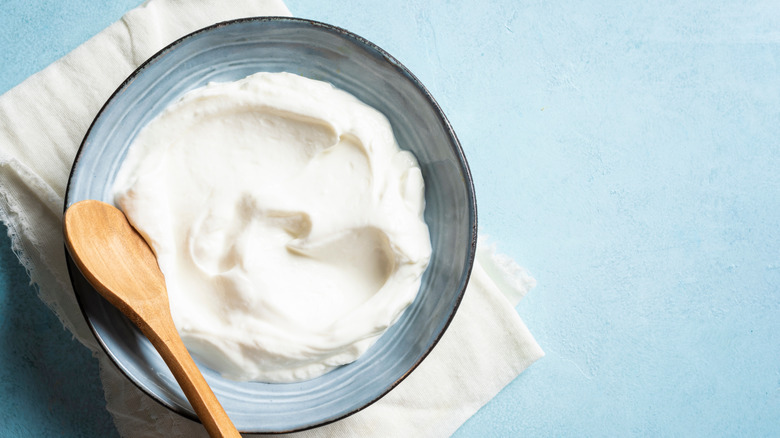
[140,313,241,438]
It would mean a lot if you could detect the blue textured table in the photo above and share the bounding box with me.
[1,1,779,436]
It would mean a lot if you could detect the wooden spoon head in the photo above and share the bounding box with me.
[63,200,168,322]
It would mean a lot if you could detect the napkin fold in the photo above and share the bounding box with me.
[0,0,543,436]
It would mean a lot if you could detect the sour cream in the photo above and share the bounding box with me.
[112,72,431,382]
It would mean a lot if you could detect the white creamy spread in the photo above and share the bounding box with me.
[112,72,431,382]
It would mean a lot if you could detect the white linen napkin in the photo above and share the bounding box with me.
[0,0,544,436]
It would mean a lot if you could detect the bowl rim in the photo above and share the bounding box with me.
[64,15,478,433]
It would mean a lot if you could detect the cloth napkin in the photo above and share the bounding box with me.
[0,0,543,436]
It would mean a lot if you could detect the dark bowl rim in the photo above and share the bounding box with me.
[63,15,477,434]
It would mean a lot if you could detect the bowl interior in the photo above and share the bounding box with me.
[66,17,476,433]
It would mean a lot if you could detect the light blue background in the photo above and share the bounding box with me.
[1,1,778,436]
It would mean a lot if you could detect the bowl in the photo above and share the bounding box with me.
[65,17,477,433]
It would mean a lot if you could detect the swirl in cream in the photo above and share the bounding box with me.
[113,72,431,382]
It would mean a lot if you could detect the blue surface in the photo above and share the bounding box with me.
[1,0,779,436]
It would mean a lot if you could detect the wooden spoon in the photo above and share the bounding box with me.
[63,200,241,438]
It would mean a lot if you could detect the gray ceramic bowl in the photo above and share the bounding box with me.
[65,17,476,433]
